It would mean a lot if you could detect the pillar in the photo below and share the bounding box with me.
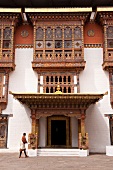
[78,110,89,149]
[36,118,39,148]
[29,109,36,149]
[81,111,86,137]
[31,109,36,134]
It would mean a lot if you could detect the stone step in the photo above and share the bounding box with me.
[37,149,80,156]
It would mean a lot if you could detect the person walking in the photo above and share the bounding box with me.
[19,133,29,158]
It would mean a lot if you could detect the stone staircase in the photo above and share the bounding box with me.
[37,148,80,156]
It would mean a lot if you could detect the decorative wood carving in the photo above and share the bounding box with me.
[10,92,106,110]
[28,12,89,72]
[98,12,113,108]
[0,13,20,113]
[84,44,102,48]
[28,13,90,22]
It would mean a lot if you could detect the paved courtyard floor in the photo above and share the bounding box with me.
[0,153,113,170]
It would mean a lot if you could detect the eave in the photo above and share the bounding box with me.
[10,91,107,110]
[0,8,21,13]
[25,7,92,13]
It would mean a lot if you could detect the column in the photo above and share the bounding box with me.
[78,110,88,149]
[81,111,86,137]
[28,109,39,149]
[31,109,36,134]
[36,118,39,148]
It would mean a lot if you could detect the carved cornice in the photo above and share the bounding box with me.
[97,12,113,25]
[15,44,33,48]
[28,12,90,23]
[32,61,86,72]
[84,44,102,48]
[36,110,81,119]
[0,13,20,25]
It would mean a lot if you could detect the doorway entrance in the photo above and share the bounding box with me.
[47,116,71,147]
[51,120,66,145]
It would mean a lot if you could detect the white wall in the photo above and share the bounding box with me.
[80,48,113,153]
[39,117,46,147]
[3,48,37,150]
[71,117,78,147]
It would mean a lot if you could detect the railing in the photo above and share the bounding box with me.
[0,52,13,62]
[35,51,82,61]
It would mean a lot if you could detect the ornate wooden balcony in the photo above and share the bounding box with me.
[32,51,85,72]
[0,52,15,71]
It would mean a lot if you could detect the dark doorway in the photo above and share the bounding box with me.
[109,119,113,145]
[51,120,66,146]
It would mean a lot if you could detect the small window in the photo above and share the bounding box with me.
[64,76,66,83]
[68,87,71,93]
[68,76,71,83]
[55,76,58,83]
[46,76,49,83]
[59,76,62,83]
[46,87,49,93]
[51,76,53,83]
[64,87,66,93]
[50,87,53,93]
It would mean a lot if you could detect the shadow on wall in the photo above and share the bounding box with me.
[86,104,110,153]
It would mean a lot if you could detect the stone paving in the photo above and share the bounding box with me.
[0,153,113,170]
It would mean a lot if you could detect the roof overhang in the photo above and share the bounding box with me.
[10,91,107,110]
[25,7,92,13]
[97,7,113,12]
[0,8,21,13]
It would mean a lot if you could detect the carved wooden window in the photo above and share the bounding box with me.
[0,73,6,98]
[35,25,82,61]
[42,74,74,93]
[36,27,44,49]
[74,27,82,49]
[0,26,13,61]
[107,26,113,48]
[3,27,12,48]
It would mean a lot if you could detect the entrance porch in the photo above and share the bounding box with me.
[10,91,106,154]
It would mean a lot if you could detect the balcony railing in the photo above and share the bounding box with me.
[35,51,82,61]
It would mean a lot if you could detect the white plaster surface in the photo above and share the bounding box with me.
[39,117,46,147]
[2,48,37,150]
[71,117,78,147]
[80,48,112,153]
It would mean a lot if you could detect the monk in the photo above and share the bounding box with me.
[19,133,29,158]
